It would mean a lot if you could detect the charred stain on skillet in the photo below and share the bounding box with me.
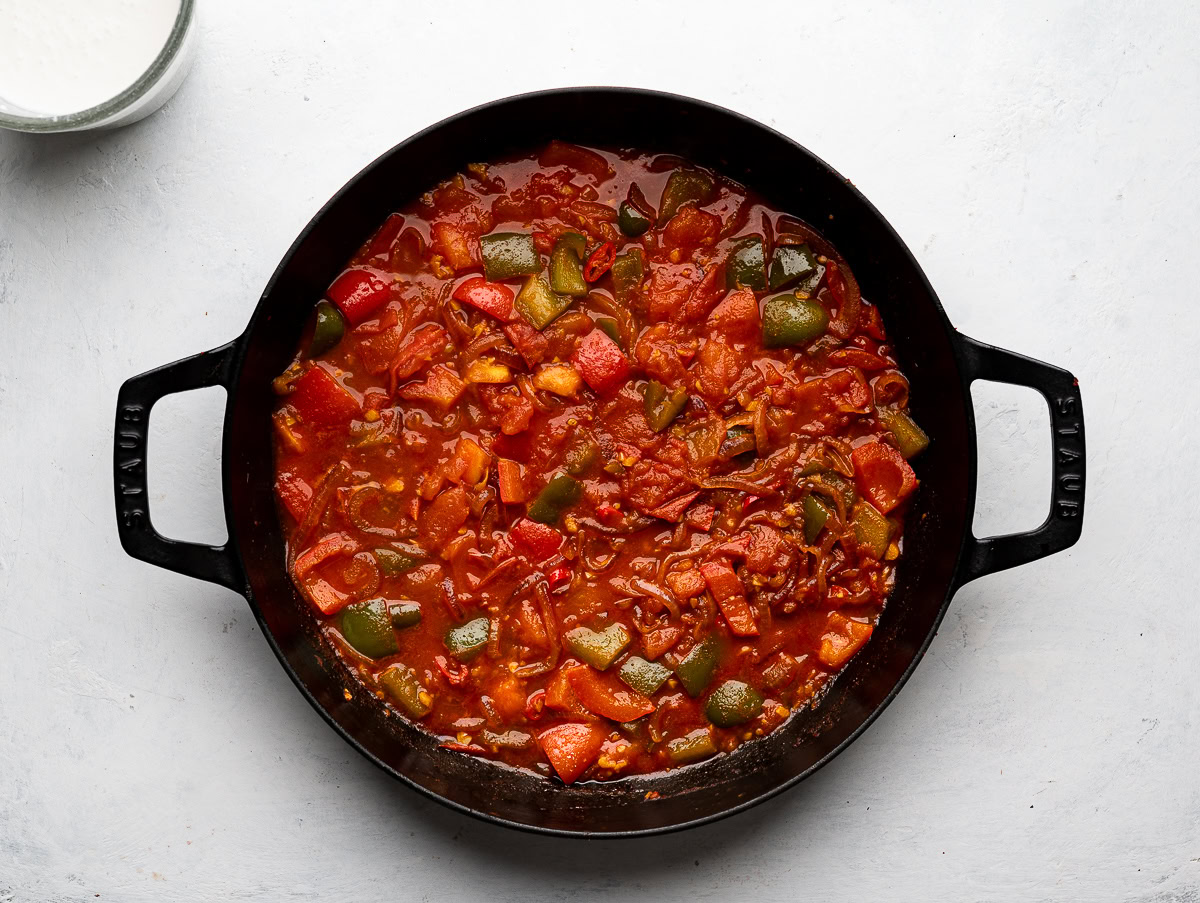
[114,87,1085,836]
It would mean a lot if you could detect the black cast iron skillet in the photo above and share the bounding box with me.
[113,88,1086,837]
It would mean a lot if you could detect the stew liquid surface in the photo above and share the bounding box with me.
[271,142,927,785]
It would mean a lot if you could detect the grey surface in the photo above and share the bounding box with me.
[1,1,1197,899]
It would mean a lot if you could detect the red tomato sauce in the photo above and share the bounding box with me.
[271,142,927,784]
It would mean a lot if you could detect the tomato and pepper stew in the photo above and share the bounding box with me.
[271,141,928,786]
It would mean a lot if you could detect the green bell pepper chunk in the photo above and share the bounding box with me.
[379,664,431,718]
[767,243,818,292]
[374,545,424,576]
[853,501,892,559]
[642,380,689,433]
[445,617,490,661]
[564,623,631,670]
[389,601,422,630]
[617,201,652,237]
[564,440,598,476]
[611,249,644,307]
[480,232,541,281]
[549,232,589,297]
[339,598,399,660]
[676,635,719,697]
[726,235,767,291]
[878,408,930,459]
[803,495,831,544]
[515,274,571,330]
[762,293,829,348]
[705,680,764,728]
[595,317,622,346]
[308,300,346,358]
[619,656,672,695]
[659,170,717,223]
[527,472,582,524]
[666,728,718,764]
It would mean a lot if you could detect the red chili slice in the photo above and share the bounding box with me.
[583,241,615,282]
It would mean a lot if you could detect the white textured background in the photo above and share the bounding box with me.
[1,1,1197,900]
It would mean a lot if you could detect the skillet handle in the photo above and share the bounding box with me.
[113,341,245,594]
[955,335,1086,585]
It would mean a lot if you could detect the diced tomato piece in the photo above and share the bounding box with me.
[503,320,549,368]
[851,440,917,514]
[678,261,727,322]
[545,665,589,715]
[445,437,489,485]
[419,486,470,546]
[568,668,656,722]
[573,329,630,395]
[537,140,615,181]
[595,504,622,525]
[860,301,887,341]
[693,338,749,403]
[496,458,526,503]
[289,366,360,428]
[818,613,874,668]
[293,532,360,615]
[510,518,563,561]
[710,288,760,341]
[275,471,313,522]
[538,722,608,785]
[685,503,715,532]
[663,206,721,252]
[642,624,683,661]
[365,213,404,259]
[453,276,514,321]
[479,385,534,435]
[326,268,392,326]
[430,222,480,271]
[389,323,450,388]
[700,560,759,637]
[648,490,701,523]
[647,265,700,323]
[665,568,706,600]
[398,364,466,409]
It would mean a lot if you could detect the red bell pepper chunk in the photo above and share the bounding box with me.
[642,624,683,661]
[293,532,360,615]
[326,268,392,326]
[568,668,656,723]
[274,471,313,522]
[452,276,515,321]
[700,560,759,637]
[397,364,467,409]
[546,565,573,591]
[510,518,563,561]
[289,366,360,428]
[573,329,630,395]
[503,319,549,367]
[850,440,917,514]
[538,722,607,785]
[648,490,701,523]
[496,458,526,503]
[685,503,715,532]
